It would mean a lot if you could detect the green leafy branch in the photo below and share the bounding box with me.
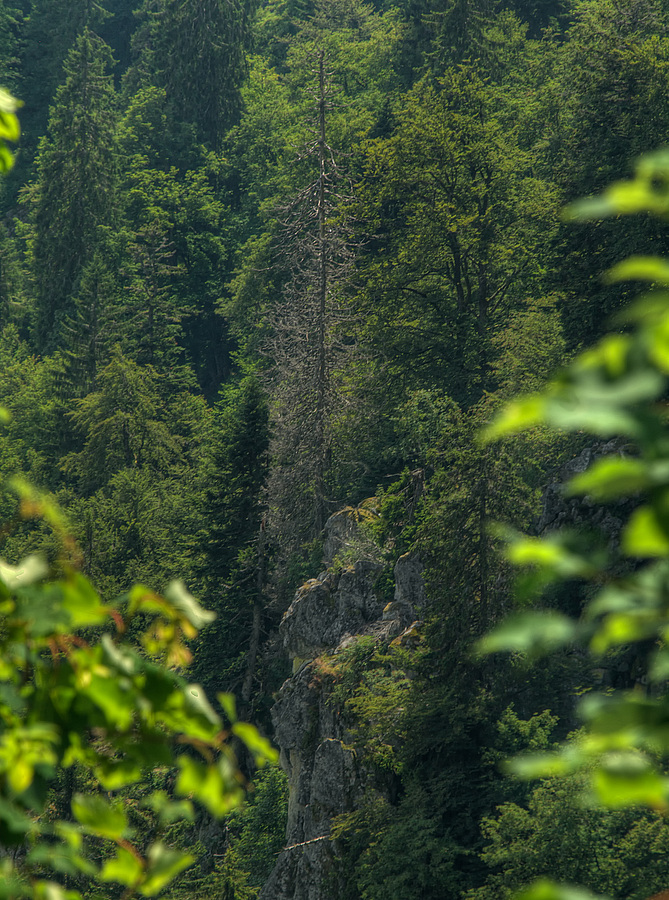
[479,149,669,900]
[0,478,276,900]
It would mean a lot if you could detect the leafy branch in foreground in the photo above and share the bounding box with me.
[479,147,669,900]
[0,478,276,900]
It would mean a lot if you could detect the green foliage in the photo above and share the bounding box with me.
[353,63,558,405]
[131,0,252,148]
[480,149,669,897]
[0,494,276,899]
[471,771,669,900]
[26,28,119,352]
[549,0,669,348]
[191,376,270,701]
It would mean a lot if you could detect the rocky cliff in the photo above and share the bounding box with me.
[259,510,425,900]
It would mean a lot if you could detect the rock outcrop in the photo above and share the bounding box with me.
[259,514,426,900]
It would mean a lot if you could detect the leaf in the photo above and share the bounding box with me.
[476,611,577,658]
[514,879,610,900]
[81,671,135,731]
[176,755,244,817]
[507,749,582,780]
[140,843,193,896]
[184,684,221,727]
[592,753,669,809]
[606,256,669,284]
[231,722,278,765]
[481,394,545,441]
[8,758,33,794]
[623,506,669,557]
[506,535,597,579]
[544,398,646,437]
[0,859,27,898]
[217,692,237,723]
[164,580,216,630]
[141,791,194,826]
[0,555,48,590]
[28,843,97,878]
[71,794,129,841]
[60,573,109,627]
[99,847,144,887]
[0,798,32,837]
[590,609,659,654]
[32,883,83,900]
[567,457,649,500]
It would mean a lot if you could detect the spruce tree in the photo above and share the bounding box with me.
[19,0,110,151]
[193,377,270,711]
[27,27,119,353]
[130,0,252,148]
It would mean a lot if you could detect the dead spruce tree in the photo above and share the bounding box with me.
[265,51,353,573]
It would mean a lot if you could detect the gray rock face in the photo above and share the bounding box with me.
[281,560,384,659]
[260,518,426,900]
[393,552,427,611]
[322,509,363,567]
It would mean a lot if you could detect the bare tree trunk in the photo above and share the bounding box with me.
[264,50,353,561]
[314,50,328,535]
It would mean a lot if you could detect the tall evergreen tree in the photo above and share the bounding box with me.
[26,27,119,353]
[0,0,21,91]
[130,0,253,148]
[551,0,669,348]
[193,376,270,711]
[19,0,110,151]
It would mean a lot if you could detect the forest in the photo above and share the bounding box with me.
[3,0,669,898]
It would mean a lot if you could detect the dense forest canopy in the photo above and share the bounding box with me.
[3,0,669,898]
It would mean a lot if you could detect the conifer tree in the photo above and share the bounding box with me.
[27,27,119,353]
[0,0,21,91]
[193,377,270,711]
[551,0,669,348]
[19,0,110,150]
[130,0,252,148]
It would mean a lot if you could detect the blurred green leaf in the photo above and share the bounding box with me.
[0,556,48,590]
[71,794,129,841]
[140,843,193,896]
[184,684,220,727]
[607,255,669,284]
[514,879,610,900]
[99,847,143,887]
[60,574,108,627]
[477,611,576,658]
[232,722,278,765]
[591,753,669,808]
[32,882,82,900]
[507,535,597,579]
[142,791,194,826]
[623,505,669,557]
[27,844,97,878]
[164,580,216,629]
[482,394,545,441]
[176,755,244,817]
[217,692,237,723]
[567,457,649,500]
[590,609,659,654]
